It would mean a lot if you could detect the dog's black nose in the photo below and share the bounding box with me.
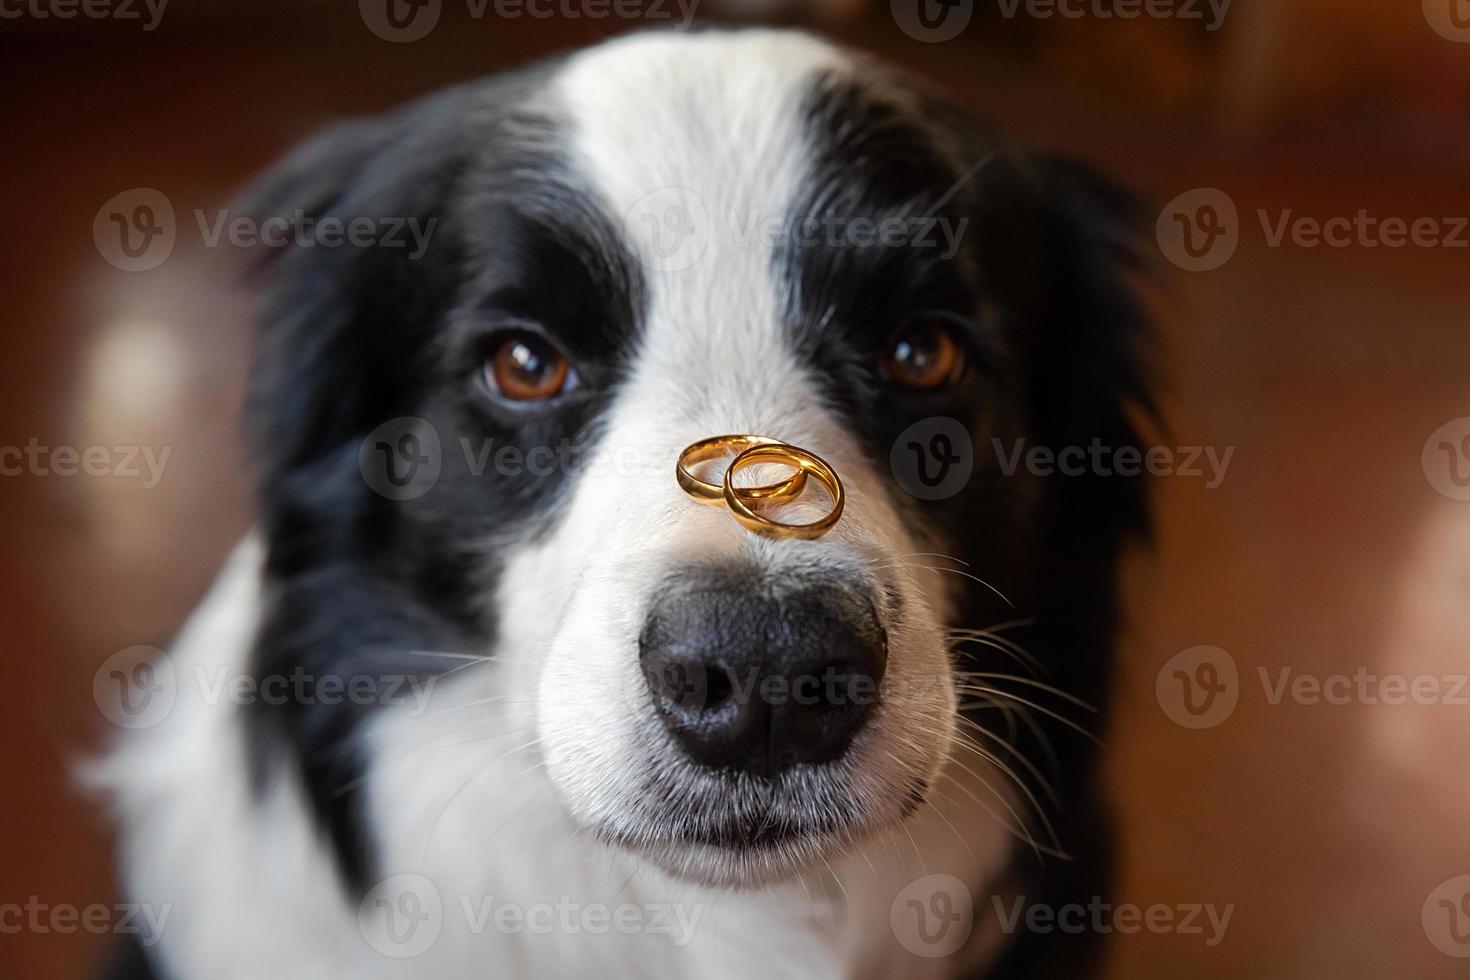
[639,583,886,776]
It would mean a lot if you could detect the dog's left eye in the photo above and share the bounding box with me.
[883,318,966,390]
[483,331,576,402]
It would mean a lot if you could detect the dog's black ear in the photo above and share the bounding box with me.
[979,151,1156,540]
[239,103,468,551]
[964,148,1157,773]
[964,155,1155,980]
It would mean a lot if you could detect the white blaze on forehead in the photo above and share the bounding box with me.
[554,31,855,460]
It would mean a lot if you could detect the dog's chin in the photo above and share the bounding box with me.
[585,784,932,890]
[594,823,848,890]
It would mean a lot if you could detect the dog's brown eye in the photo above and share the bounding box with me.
[884,320,965,390]
[485,332,572,402]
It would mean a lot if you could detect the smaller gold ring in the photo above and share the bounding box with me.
[676,435,807,506]
[722,443,844,540]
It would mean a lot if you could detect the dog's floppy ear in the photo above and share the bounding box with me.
[977,151,1156,539]
[955,154,1155,980]
[239,103,468,548]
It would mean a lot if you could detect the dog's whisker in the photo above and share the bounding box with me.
[953,672,1096,712]
[952,713,1062,808]
[897,815,928,879]
[922,784,978,860]
[364,694,542,737]
[869,552,971,567]
[402,649,491,662]
[419,724,537,752]
[881,560,1016,609]
[942,733,1063,855]
[947,622,1043,669]
[935,752,1065,861]
[949,635,1044,678]
[956,685,1102,746]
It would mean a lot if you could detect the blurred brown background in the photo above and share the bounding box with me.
[3,1,1468,977]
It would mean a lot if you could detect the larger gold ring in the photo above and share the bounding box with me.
[676,435,808,506]
[723,443,844,540]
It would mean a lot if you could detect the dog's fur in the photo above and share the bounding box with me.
[96,28,1149,980]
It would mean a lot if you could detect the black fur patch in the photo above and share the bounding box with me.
[783,72,1153,972]
[240,65,648,891]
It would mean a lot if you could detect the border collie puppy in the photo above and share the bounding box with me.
[98,28,1149,980]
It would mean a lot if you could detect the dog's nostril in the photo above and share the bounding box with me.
[703,664,734,710]
[639,581,885,777]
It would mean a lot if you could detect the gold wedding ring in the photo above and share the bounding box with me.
[676,434,807,506]
[677,435,845,540]
[723,443,844,540]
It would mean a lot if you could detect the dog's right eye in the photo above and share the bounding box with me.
[482,331,576,402]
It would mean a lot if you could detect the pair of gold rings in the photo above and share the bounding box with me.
[677,435,845,540]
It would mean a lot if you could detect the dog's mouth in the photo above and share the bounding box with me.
[669,775,932,850]
[580,749,939,887]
